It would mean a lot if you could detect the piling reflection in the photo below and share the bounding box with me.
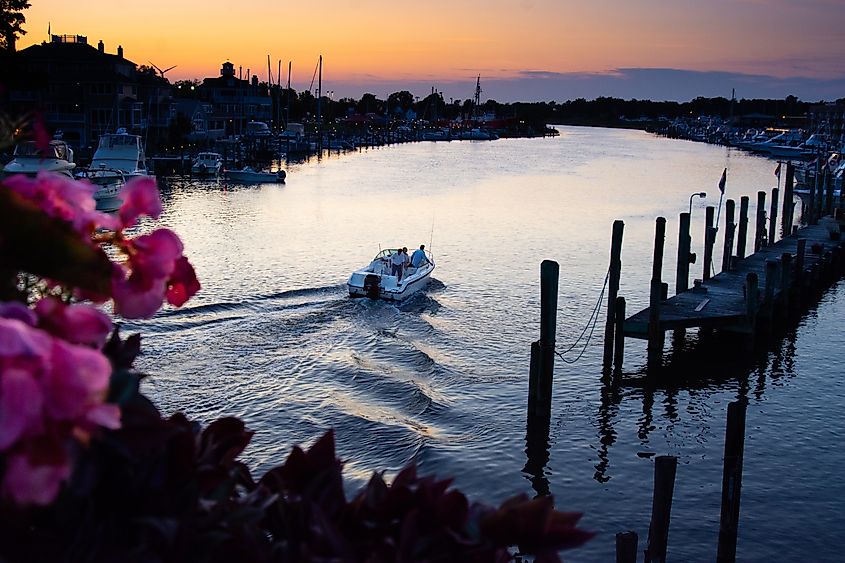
[588,326,799,483]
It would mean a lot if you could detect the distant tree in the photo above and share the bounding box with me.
[387,90,414,112]
[356,93,380,115]
[0,0,30,51]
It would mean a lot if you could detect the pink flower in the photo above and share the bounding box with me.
[166,256,201,307]
[0,301,38,326]
[112,228,199,318]
[41,338,112,422]
[3,172,120,237]
[1,451,71,506]
[119,176,162,228]
[35,298,113,348]
[0,368,44,451]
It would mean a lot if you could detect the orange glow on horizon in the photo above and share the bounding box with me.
[18,0,845,94]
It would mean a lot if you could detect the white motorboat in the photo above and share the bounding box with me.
[82,128,153,184]
[224,166,286,183]
[347,248,435,301]
[2,140,76,178]
[191,152,223,176]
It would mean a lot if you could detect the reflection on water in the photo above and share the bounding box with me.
[125,128,845,562]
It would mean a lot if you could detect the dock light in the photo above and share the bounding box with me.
[689,191,707,215]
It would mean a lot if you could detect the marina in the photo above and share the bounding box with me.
[118,126,845,562]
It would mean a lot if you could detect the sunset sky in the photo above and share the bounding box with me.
[19,0,845,102]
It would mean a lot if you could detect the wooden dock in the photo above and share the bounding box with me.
[602,161,845,372]
[624,218,844,338]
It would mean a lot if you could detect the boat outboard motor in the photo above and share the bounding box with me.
[363,274,380,299]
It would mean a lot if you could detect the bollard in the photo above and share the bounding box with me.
[716,400,748,563]
[603,221,625,370]
[737,196,750,260]
[703,206,715,281]
[648,218,666,369]
[782,162,795,236]
[676,213,691,294]
[755,191,767,252]
[614,296,626,373]
[768,187,779,245]
[616,531,638,563]
[722,199,736,272]
[645,455,678,563]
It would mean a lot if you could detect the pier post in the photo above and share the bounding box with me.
[645,455,678,563]
[717,399,748,563]
[764,259,778,323]
[648,218,667,369]
[768,187,779,245]
[616,531,638,563]
[780,252,792,313]
[703,206,715,280]
[783,162,795,236]
[737,196,750,260]
[754,191,767,252]
[614,296,626,373]
[527,261,559,432]
[722,199,736,272]
[676,213,691,293]
[745,273,758,336]
[603,221,625,370]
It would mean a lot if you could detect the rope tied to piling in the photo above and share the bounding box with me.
[555,268,610,364]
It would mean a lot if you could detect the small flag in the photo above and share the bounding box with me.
[718,168,727,194]
[774,163,781,177]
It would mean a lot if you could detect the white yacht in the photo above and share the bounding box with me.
[2,140,76,178]
[78,129,152,211]
[191,152,223,176]
[347,248,435,301]
[83,128,152,183]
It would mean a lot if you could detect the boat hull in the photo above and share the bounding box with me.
[348,259,435,301]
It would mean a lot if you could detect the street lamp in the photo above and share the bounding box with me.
[689,191,707,215]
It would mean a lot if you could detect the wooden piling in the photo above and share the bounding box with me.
[795,238,806,298]
[825,167,834,216]
[676,213,692,294]
[745,273,758,336]
[614,296,626,372]
[645,455,678,563]
[539,260,558,419]
[780,252,792,312]
[716,400,748,563]
[616,531,638,563]
[704,206,715,281]
[648,218,667,368]
[768,187,779,245]
[527,261,559,430]
[737,196,750,260]
[764,259,778,322]
[722,199,736,272]
[783,162,795,235]
[603,221,625,369]
[754,191,767,252]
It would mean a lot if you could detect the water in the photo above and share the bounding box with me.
[124,127,845,561]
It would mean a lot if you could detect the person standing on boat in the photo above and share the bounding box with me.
[411,244,428,268]
[391,248,407,281]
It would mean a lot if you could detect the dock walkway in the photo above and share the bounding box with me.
[624,218,844,338]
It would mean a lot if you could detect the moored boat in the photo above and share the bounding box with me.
[82,128,153,184]
[347,248,435,301]
[2,140,76,178]
[224,166,286,183]
[191,152,223,176]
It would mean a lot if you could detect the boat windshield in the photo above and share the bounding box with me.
[14,141,67,159]
[375,249,399,260]
[99,135,140,149]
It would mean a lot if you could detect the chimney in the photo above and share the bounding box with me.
[98,40,104,53]
[117,45,123,58]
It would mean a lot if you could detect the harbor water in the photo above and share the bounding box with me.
[125,126,845,562]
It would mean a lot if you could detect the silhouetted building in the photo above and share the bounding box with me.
[197,62,272,136]
[4,34,173,156]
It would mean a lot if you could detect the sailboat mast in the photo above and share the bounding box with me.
[317,55,322,153]
[286,61,291,130]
